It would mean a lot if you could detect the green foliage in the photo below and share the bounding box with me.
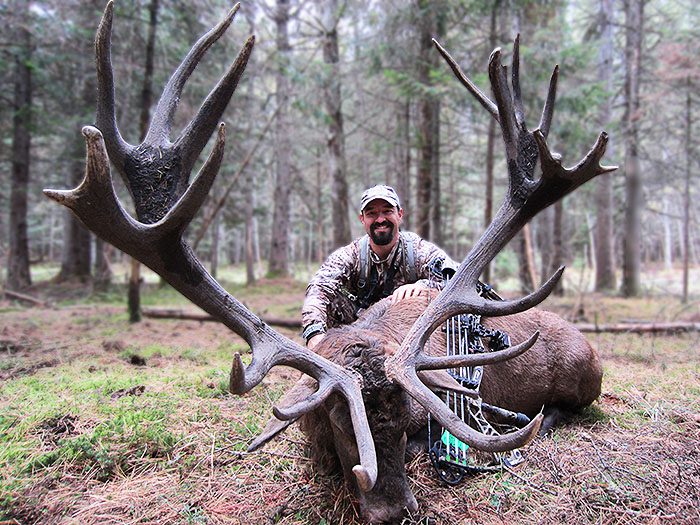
[577,403,610,425]
[26,407,179,481]
[119,343,171,361]
[492,249,519,282]
[181,503,208,524]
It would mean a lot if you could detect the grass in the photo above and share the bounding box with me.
[1,278,699,524]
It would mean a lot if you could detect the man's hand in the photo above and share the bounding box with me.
[307,333,325,350]
[390,282,428,304]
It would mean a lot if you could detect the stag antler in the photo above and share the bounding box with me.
[44,3,379,492]
[385,37,616,452]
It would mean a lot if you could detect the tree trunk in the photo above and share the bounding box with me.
[395,100,411,230]
[7,12,32,291]
[682,77,691,303]
[140,0,159,142]
[127,0,160,321]
[316,148,326,263]
[245,184,256,285]
[482,3,499,284]
[243,3,257,286]
[57,131,92,283]
[621,0,644,297]
[551,201,564,296]
[415,0,440,240]
[431,8,446,244]
[211,213,220,280]
[57,1,114,285]
[516,225,538,294]
[539,207,553,285]
[594,0,616,292]
[429,96,442,245]
[48,205,57,262]
[93,238,112,291]
[127,258,141,323]
[269,0,292,277]
[662,198,673,270]
[448,162,457,257]
[321,0,351,249]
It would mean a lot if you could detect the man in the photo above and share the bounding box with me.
[302,185,456,349]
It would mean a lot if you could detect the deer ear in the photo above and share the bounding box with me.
[247,376,317,451]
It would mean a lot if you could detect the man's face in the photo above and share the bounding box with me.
[359,199,403,246]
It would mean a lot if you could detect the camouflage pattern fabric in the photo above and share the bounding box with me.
[302,231,455,332]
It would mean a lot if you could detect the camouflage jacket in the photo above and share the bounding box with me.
[301,231,456,341]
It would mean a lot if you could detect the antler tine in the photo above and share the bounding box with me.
[147,3,242,146]
[388,124,612,374]
[385,263,560,452]
[177,35,255,175]
[538,65,559,138]
[233,342,379,493]
[95,1,131,168]
[387,266,563,375]
[432,39,499,120]
[525,130,618,246]
[533,130,617,204]
[44,126,140,238]
[488,48,518,161]
[511,34,527,130]
[418,331,539,371]
[234,350,378,492]
[92,3,256,226]
[272,381,335,420]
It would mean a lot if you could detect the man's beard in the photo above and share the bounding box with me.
[370,222,394,245]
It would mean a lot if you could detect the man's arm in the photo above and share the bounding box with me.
[301,242,358,346]
[389,233,457,304]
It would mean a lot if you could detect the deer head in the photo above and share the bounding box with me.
[44,3,615,522]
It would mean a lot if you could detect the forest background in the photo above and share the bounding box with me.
[2,0,698,302]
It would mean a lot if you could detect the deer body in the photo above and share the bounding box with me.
[480,309,602,417]
[344,293,602,420]
[292,292,601,522]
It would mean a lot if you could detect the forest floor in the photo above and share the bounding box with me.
[1,278,699,524]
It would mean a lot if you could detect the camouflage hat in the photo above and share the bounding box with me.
[359,185,401,212]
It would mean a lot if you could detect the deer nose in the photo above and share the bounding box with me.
[405,494,419,515]
[363,494,418,524]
